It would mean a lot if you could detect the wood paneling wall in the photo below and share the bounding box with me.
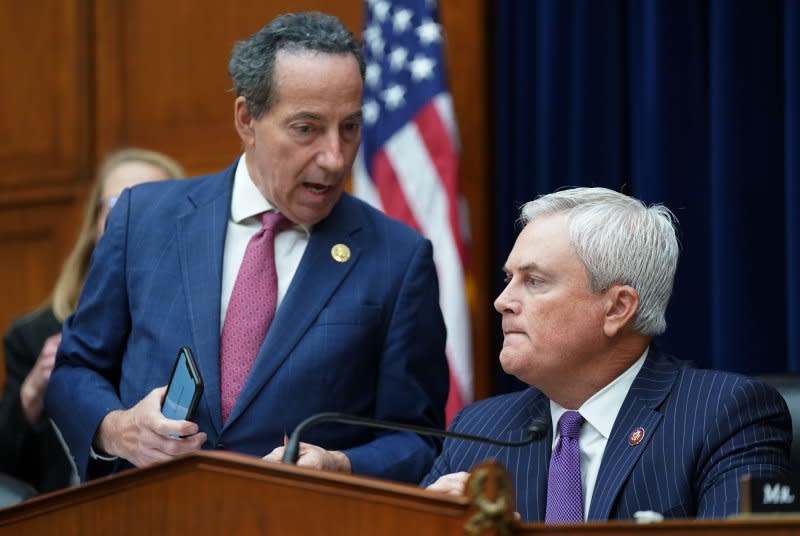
[0,0,492,400]
[0,0,93,394]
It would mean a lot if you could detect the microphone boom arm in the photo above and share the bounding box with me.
[282,411,548,464]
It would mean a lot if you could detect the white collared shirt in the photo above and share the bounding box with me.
[219,156,311,330]
[549,349,648,520]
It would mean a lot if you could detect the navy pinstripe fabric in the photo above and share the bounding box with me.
[421,347,792,521]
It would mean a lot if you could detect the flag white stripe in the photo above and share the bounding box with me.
[434,93,461,152]
[353,148,383,211]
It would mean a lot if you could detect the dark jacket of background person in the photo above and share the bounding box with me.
[0,308,73,493]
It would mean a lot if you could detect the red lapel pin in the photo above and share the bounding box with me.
[629,427,645,446]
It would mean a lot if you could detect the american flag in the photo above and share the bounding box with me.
[353,0,473,422]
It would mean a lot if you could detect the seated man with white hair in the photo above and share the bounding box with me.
[423,187,791,522]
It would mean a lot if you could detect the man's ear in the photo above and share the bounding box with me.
[603,285,640,337]
[234,96,255,146]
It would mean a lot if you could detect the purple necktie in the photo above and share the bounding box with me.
[545,411,585,523]
[220,211,290,422]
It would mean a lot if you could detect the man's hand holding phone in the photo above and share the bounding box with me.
[95,387,207,467]
[93,348,206,468]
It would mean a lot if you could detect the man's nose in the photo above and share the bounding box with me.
[317,134,345,172]
[494,284,517,314]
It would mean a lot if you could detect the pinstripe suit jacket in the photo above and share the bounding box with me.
[422,347,792,520]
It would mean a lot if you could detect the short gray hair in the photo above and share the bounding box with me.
[228,12,365,119]
[520,187,679,336]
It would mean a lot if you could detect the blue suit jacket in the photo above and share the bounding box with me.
[422,348,791,520]
[45,162,448,483]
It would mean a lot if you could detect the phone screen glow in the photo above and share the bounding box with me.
[162,353,195,421]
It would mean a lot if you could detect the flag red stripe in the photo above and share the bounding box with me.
[446,371,465,423]
[370,149,421,232]
[413,102,468,266]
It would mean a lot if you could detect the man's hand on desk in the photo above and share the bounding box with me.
[263,440,352,473]
[425,471,471,495]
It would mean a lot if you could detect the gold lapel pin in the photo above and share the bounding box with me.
[331,243,351,263]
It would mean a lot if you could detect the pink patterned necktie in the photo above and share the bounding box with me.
[545,410,585,523]
[220,211,290,422]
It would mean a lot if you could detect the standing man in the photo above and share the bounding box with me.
[423,187,790,520]
[46,12,448,484]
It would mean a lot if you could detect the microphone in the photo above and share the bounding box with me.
[282,411,549,464]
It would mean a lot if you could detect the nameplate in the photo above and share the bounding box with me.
[740,475,800,514]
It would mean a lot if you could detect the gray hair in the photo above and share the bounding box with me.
[519,187,679,336]
[228,12,365,119]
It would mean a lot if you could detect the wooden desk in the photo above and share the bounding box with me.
[0,452,797,535]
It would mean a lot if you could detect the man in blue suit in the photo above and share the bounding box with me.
[45,12,448,484]
[423,187,791,520]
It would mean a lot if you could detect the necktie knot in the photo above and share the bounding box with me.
[559,411,584,440]
[260,211,291,235]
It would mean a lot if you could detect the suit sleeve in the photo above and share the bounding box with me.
[419,409,465,487]
[696,378,792,518]
[342,237,449,483]
[44,190,134,481]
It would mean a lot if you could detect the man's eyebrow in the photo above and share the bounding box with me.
[518,263,541,273]
[502,262,550,276]
[286,111,323,121]
[503,262,539,272]
[285,110,363,122]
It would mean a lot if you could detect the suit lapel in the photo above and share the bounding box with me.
[518,392,553,521]
[587,347,678,520]
[225,195,363,426]
[177,165,234,435]
[491,390,552,522]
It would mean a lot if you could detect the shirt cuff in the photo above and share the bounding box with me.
[89,445,118,462]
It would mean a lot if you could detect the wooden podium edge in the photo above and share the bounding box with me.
[0,450,470,526]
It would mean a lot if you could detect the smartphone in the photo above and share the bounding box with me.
[161,347,203,422]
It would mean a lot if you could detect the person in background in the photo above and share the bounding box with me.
[45,12,449,485]
[0,148,185,494]
[423,187,791,521]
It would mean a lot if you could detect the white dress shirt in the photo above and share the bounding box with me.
[549,349,648,520]
[220,156,311,330]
